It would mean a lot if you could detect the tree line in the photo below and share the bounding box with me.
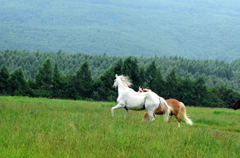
[1,49,240,92]
[0,56,239,108]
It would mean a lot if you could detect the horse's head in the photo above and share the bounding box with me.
[233,99,240,110]
[112,74,119,90]
[112,74,132,90]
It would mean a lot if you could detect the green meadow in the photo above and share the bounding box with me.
[0,96,239,158]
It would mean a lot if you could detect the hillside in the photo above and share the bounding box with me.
[1,0,240,61]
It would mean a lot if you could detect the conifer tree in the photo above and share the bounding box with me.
[92,61,121,101]
[178,74,196,106]
[35,58,52,97]
[17,67,28,95]
[139,66,146,87]
[75,61,93,99]
[26,79,39,97]
[165,68,178,98]
[63,75,78,100]
[113,59,123,75]
[122,57,133,76]
[9,67,28,96]
[52,61,62,98]
[145,61,157,90]
[122,56,140,90]
[92,59,123,100]
[194,76,209,106]
[9,68,20,95]
[151,67,166,97]
[0,64,10,95]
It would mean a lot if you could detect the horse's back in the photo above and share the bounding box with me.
[118,90,146,110]
[166,99,180,105]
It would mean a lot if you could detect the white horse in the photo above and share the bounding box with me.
[111,74,173,121]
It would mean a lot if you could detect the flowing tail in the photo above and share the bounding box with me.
[159,97,173,122]
[179,102,193,125]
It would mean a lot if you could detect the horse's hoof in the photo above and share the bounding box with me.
[178,123,180,128]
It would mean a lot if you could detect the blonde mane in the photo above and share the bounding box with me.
[140,88,152,92]
[119,75,132,87]
[143,88,152,92]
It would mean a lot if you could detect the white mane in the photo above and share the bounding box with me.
[119,75,132,87]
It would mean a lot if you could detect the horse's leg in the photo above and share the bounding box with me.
[174,114,182,128]
[168,116,172,123]
[168,110,173,123]
[142,111,149,121]
[147,110,155,121]
[124,108,128,118]
[111,104,123,116]
[145,96,160,121]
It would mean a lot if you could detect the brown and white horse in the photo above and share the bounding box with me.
[139,87,193,127]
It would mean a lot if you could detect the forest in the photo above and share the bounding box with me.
[1,0,240,62]
[1,49,240,92]
[0,50,239,108]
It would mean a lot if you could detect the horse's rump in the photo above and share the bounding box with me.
[153,99,180,114]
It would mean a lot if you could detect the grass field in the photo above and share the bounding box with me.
[0,96,240,158]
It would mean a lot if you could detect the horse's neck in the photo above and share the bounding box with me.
[117,82,129,94]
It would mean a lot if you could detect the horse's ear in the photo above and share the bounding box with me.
[139,87,141,90]
[115,74,118,78]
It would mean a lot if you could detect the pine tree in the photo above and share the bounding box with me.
[9,68,20,95]
[122,56,140,90]
[178,74,196,106]
[35,58,52,97]
[9,67,28,96]
[62,75,78,100]
[75,61,93,99]
[145,61,157,90]
[139,66,146,87]
[131,58,141,90]
[93,67,115,101]
[17,67,28,95]
[122,57,133,76]
[52,61,62,98]
[0,64,10,95]
[113,59,123,75]
[26,79,39,97]
[151,67,166,97]
[92,61,122,101]
[165,68,178,99]
[194,76,209,106]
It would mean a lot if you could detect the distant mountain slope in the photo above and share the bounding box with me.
[0,0,240,61]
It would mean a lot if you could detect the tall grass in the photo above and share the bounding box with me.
[0,96,239,157]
